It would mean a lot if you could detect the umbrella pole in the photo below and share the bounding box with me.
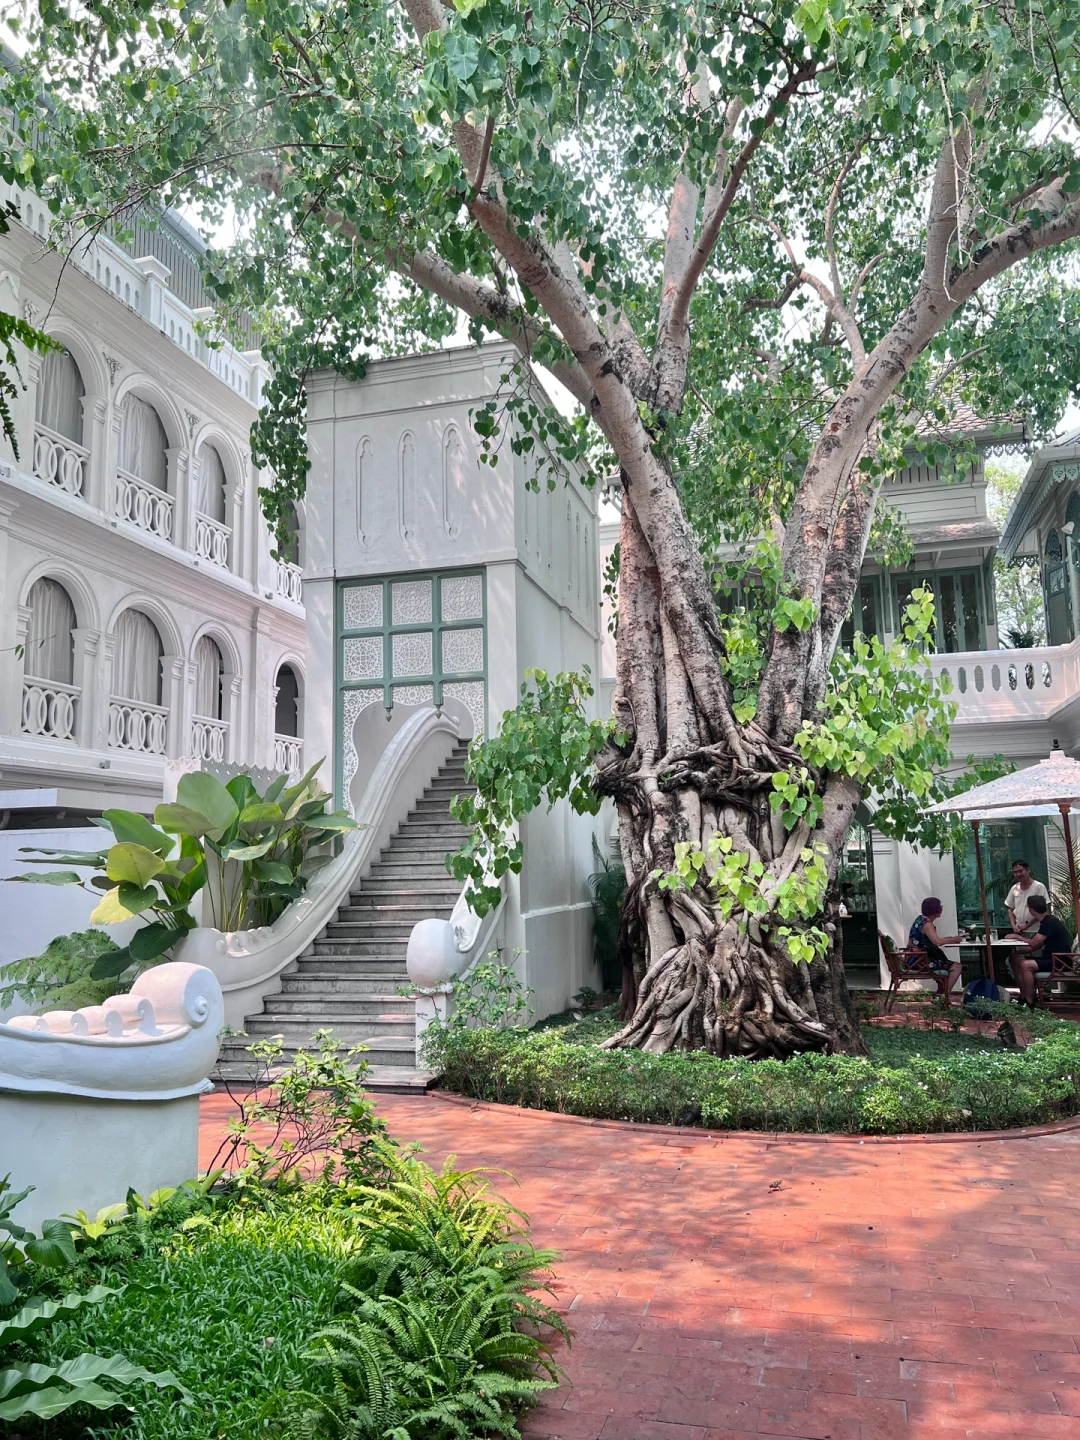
[972,820,996,984]
[1058,803,1080,946]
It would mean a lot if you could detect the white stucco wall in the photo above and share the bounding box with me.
[303,343,605,1018]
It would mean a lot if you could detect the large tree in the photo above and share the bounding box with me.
[15,0,1080,1057]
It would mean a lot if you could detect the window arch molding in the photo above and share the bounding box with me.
[105,593,183,661]
[190,425,245,504]
[113,375,185,473]
[188,622,243,687]
[35,323,105,402]
[18,560,98,634]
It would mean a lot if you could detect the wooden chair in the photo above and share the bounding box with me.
[879,931,951,1013]
[1035,952,1080,1009]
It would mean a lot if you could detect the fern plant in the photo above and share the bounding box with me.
[0,930,135,1014]
[285,1145,567,1439]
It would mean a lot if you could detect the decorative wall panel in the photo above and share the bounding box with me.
[392,578,432,625]
[441,627,483,674]
[392,629,433,678]
[340,687,382,810]
[440,574,482,622]
[443,681,485,740]
[343,584,382,630]
[356,436,375,548]
[343,635,383,681]
[392,684,434,708]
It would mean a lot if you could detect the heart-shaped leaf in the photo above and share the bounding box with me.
[89,947,133,980]
[106,843,164,888]
[175,772,238,838]
[98,810,175,857]
[128,923,176,963]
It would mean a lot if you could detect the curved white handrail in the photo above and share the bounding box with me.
[172,708,462,1015]
[0,963,223,1101]
[406,878,506,993]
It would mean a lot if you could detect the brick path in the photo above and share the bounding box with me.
[199,1091,1080,1439]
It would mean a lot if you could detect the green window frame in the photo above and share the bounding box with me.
[839,577,884,649]
[335,569,487,808]
[892,568,986,653]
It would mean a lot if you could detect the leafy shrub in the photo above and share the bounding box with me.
[434,1010,1080,1135]
[420,960,533,1072]
[208,1031,388,1186]
[0,930,135,1013]
[4,766,357,979]
[588,839,625,992]
[0,1285,187,1423]
[285,1144,565,1440]
[0,1176,78,1305]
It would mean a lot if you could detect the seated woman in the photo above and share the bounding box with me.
[908,897,963,1005]
[1005,893,1073,1006]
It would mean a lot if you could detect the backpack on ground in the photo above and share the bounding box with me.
[963,976,1000,1018]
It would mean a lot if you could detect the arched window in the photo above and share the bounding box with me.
[24,578,75,684]
[118,394,168,490]
[275,664,299,737]
[35,349,84,444]
[195,443,227,522]
[1046,529,1063,563]
[113,610,163,704]
[193,636,223,720]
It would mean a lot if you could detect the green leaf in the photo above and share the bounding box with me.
[2,871,84,886]
[252,859,293,884]
[302,813,360,832]
[153,803,211,837]
[105,843,165,888]
[14,848,108,866]
[222,838,275,861]
[128,923,176,963]
[0,1286,120,1344]
[97,810,174,857]
[24,1219,76,1270]
[90,885,156,924]
[89,946,133,980]
[175,772,238,837]
[238,802,282,826]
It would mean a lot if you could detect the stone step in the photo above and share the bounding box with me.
[243,1015,416,1042]
[391,828,466,844]
[281,974,408,995]
[225,1032,418,1066]
[211,1062,433,1094]
[353,879,458,898]
[338,903,454,923]
[266,995,413,1017]
[311,939,409,957]
[413,796,467,812]
[325,922,415,941]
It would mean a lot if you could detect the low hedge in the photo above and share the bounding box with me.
[432,1006,1080,1135]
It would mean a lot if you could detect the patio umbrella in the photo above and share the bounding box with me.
[925,750,1080,974]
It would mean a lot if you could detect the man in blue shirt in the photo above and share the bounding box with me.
[1006,894,1074,1006]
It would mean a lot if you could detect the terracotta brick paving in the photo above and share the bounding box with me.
[199,1091,1080,1439]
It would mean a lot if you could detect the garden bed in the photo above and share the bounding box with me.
[431,1001,1080,1135]
[2,1040,562,1440]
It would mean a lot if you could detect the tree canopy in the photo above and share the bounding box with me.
[11,0,1080,1053]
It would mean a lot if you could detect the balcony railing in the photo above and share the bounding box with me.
[274,734,304,775]
[108,696,168,754]
[191,714,228,762]
[276,560,302,605]
[32,423,88,499]
[21,676,79,741]
[114,468,174,542]
[194,513,230,570]
[935,641,1080,722]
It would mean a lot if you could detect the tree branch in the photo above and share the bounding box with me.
[824,137,866,304]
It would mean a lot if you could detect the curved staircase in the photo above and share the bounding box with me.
[216,742,473,1091]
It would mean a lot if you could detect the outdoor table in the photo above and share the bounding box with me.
[950,936,1028,989]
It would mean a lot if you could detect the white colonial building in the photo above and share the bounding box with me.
[0,203,306,810]
[0,198,306,971]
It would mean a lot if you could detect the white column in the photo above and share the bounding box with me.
[251,608,277,770]
[0,498,21,736]
[164,654,186,759]
[167,447,191,551]
[71,627,101,749]
[83,395,109,512]
[96,632,116,751]
[227,672,243,764]
[132,255,171,329]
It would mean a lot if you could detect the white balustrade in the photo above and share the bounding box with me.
[934,638,1080,721]
[276,560,303,605]
[21,677,79,741]
[274,734,304,775]
[191,715,228,762]
[195,513,230,569]
[108,697,169,754]
[114,468,174,542]
[32,423,88,498]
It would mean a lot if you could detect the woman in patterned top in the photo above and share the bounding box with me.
[908,897,964,1005]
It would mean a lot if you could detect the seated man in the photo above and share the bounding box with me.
[908,897,963,1005]
[1006,894,1073,1006]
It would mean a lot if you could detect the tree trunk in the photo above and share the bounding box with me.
[596,482,868,1059]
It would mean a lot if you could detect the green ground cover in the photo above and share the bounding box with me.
[430,1003,1080,1135]
[3,1041,562,1440]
